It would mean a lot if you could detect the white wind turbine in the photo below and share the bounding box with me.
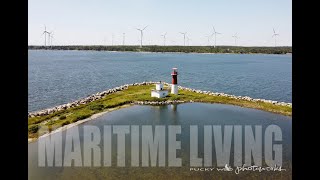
[205,35,211,46]
[49,31,54,47]
[179,32,187,46]
[122,33,125,46]
[112,33,114,46]
[272,28,280,47]
[103,37,106,45]
[232,33,239,46]
[47,31,51,46]
[186,36,191,46]
[42,25,50,46]
[211,26,221,48]
[161,32,167,46]
[136,25,148,48]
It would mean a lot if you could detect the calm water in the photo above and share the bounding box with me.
[28,103,292,179]
[28,50,292,112]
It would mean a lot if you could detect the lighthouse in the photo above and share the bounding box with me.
[171,68,178,95]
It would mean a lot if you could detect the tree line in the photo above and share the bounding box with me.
[28,45,292,54]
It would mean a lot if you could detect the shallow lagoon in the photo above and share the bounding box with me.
[28,103,291,179]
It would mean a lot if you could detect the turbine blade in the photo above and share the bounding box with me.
[143,25,148,30]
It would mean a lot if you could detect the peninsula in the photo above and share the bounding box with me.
[28,82,292,141]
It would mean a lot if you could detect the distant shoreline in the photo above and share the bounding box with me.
[28,45,292,55]
[28,49,292,56]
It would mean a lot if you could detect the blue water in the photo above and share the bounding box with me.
[28,103,292,179]
[28,50,292,111]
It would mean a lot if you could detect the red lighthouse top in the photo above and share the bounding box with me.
[171,68,178,84]
[171,68,178,75]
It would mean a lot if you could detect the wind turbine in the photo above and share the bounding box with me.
[136,25,148,48]
[112,33,114,46]
[103,37,107,46]
[179,32,187,46]
[211,26,221,48]
[232,33,239,46]
[42,25,50,46]
[122,33,125,46]
[186,36,191,46]
[272,28,279,47]
[47,32,51,47]
[49,31,54,47]
[205,35,211,46]
[161,32,167,46]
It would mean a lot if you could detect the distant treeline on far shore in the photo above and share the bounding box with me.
[28,45,292,54]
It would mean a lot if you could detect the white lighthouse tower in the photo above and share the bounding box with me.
[171,68,178,95]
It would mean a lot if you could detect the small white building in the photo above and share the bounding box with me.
[151,83,168,98]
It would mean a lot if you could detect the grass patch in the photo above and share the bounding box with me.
[59,115,66,120]
[28,124,39,134]
[28,84,291,138]
[61,121,70,126]
[88,104,104,111]
[75,114,91,121]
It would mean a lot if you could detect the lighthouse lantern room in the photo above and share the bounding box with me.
[171,68,178,95]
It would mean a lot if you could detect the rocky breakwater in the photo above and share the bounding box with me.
[28,81,160,118]
[134,100,186,105]
[29,81,291,118]
[177,86,292,107]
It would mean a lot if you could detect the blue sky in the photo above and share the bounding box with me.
[28,0,292,46]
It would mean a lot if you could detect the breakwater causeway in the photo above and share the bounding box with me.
[28,82,292,118]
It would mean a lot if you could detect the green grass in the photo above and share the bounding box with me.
[28,84,291,138]
[59,115,66,120]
